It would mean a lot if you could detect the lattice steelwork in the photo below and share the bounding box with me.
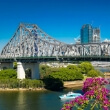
[1,23,110,58]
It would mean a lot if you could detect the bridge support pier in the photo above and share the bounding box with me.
[17,62,40,79]
[17,62,25,79]
[0,62,13,70]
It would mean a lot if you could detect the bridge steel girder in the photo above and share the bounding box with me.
[0,23,110,59]
[1,23,110,80]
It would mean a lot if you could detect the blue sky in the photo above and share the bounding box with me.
[0,0,110,52]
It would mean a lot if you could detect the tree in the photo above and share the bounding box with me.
[67,65,82,74]
[40,65,51,78]
[87,69,99,77]
[78,62,94,74]
[0,69,17,79]
[43,75,63,91]
[13,62,17,69]
[50,67,84,81]
[40,64,61,78]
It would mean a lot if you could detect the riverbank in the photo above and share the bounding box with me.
[0,80,84,91]
[0,88,46,91]
[64,80,83,88]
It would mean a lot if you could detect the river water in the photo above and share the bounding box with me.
[0,89,82,110]
[95,66,110,72]
[0,67,110,110]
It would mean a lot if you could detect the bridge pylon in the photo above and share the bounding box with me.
[17,62,40,79]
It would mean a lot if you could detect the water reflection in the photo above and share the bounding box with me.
[15,91,27,110]
[0,91,42,110]
[0,91,19,110]
[0,91,63,110]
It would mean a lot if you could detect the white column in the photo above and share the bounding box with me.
[17,62,25,79]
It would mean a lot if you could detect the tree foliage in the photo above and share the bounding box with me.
[78,62,94,74]
[40,62,103,81]
[0,69,17,79]
[87,69,99,77]
[40,64,60,78]
[13,62,17,69]
[0,79,44,89]
[43,75,63,91]
[50,66,84,81]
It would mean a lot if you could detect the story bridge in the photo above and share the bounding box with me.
[0,23,110,79]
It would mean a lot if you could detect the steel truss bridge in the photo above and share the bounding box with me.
[0,23,110,61]
[1,23,110,79]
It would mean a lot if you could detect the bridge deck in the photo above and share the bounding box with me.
[0,56,110,63]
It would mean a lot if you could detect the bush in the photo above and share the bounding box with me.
[40,65,52,78]
[40,64,61,78]
[40,64,85,81]
[13,62,17,69]
[43,75,63,91]
[87,69,103,77]
[0,69,17,79]
[78,62,94,74]
[87,69,99,77]
[49,67,84,81]
[0,79,44,89]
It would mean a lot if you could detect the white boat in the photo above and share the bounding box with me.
[59,92,82,99]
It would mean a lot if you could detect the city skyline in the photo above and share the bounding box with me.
[0,0,110,52]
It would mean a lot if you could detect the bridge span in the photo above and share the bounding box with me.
[0,23,110,79]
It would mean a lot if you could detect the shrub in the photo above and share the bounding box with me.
[40,64,60,78]
[87,69,103,77]
[43,75,63,91]
[78,62,94,74]
[49,67,84,81]
[0,79,44,89]
[87,69,99,77]
[13,62,17,69]
[0,69,17,79]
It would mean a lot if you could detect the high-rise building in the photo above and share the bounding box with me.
[93,28,100,43]
[80,24,100,44]
[80,24,93,44]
